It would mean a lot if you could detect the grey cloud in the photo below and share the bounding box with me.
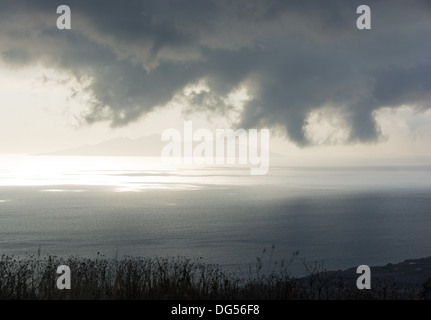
[1,47,31,65]
[0,0,430,145]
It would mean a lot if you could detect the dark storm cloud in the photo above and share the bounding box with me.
[0,0,430,145]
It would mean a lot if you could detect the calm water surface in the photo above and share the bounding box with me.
[0,155,430,277]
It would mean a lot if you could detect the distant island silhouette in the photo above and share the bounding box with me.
[37,134,284,158]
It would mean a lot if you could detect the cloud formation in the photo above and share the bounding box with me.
[1,0,430,146]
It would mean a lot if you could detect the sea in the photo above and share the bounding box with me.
[0,155,430,277]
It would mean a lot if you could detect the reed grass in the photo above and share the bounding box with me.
[0,251,428,300]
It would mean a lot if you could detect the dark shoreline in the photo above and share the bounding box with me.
[323,256,431,288]
[296,256,431,299]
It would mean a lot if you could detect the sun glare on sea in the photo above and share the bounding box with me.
[0,154,266,192]
[0,155,190,191]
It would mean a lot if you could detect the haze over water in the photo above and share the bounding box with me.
[1,155,430,277]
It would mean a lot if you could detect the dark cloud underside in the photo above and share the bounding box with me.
[1,0,430,145]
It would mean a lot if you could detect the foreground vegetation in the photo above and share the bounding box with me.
[0,253,429,300]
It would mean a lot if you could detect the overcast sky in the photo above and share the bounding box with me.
[0,0,430,162]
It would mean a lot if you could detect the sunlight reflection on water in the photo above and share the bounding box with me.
[1,155,430,194]
[0,155,430,276]
[0,155,261,191]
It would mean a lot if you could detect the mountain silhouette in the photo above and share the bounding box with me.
[42,134,284,158]
[44,135,162,156]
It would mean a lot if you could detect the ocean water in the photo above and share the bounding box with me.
[0,155,430,277]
